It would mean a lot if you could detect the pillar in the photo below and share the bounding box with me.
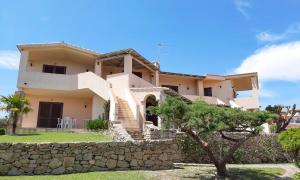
[17,51,29,90]
[124,54,132,74]
[94,60,102,77]
[197,80,204,96]
[154,70,159,86]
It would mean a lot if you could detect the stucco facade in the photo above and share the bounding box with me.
[16,42,259,132]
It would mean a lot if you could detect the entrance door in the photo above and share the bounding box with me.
[37,102,63,128]
[145,95,158,126]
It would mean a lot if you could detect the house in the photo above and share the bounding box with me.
[16,42,259,134]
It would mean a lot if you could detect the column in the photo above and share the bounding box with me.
[94,60,102,77]
[197,80,204,96]
[154,70,159,86]
[92,95,105,119]
[124,54,132,74]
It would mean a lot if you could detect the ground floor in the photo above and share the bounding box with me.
[21,94,103,129]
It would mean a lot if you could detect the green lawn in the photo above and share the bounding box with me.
[0,132,112,142]
[0,166,286,180]
[0,171,146,180]
[293,172,300,180]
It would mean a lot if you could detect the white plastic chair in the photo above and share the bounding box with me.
[57,118,62,128]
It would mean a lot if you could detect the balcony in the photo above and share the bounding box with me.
[17,71,110,100]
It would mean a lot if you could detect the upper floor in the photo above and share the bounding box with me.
[17,42,259,110]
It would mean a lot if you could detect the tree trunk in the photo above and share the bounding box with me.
[216,162,227,177]
[12,113,18,135]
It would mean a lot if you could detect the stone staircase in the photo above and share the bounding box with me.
[117,97,144,140]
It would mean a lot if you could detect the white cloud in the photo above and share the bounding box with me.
[256,23,300,42]
[259,84,277,98]
[234,0,252,19]
[0,51,19,70]
[234,41,300,82]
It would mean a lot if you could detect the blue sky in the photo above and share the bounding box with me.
[1,0,300,113]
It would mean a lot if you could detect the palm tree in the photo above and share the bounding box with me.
[0,94,32,134]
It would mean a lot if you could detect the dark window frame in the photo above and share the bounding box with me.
[42,64,66,74]
[204,87,213,97]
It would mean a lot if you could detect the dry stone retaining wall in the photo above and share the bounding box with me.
[0,140,181,176]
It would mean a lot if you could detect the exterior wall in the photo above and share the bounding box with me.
[26,57,94,75]
[203,80,234,104]
[22,95,93,129]
[102,66,153,84]
[159,75,198,96]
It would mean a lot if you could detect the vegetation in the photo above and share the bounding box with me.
[0,132,111,142]
[86,118,109,130]
[102,100,110,121]
[0,117,8,128]
[149,96,276,177]
[0,128,5,135]
[293,172,300,180]
[0,94,32,134]
[0,166,286,180]
[278,128,300,168]
[265,104,296,133]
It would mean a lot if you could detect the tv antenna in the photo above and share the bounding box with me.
[157,43,168,61]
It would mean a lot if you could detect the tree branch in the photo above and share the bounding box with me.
[181,127,219,165]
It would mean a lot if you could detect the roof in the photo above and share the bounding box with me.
[97,48,159,71]
[17,42,100,56]
[160,71,205,79]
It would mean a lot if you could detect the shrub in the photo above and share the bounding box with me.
[0,128,5,135]
[0,118,8,128]
[278,128,300,168]
[86,118,108,130]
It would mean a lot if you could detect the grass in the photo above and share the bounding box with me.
[0,171,146,180]
[0,166,287,180]
[293,172,300,180]
[0,132,112,142]
[228,167,285,180]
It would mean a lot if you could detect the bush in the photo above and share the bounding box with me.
[0,128,5,135]
[0,118,8,128]
[86,118,108,130]
[278,128,300,168]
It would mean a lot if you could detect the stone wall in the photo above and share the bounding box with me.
[143,123,177,140]
[109,121,133,142]
[0,140,181,176]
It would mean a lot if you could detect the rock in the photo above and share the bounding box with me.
[49,158,62,169]
[117,160,129,168]
[7,167,21,176]
[83,153,93,160]
[0,152,14,161]
[63,157,75,168]
[106,159,117,169]
[0,164,10,175]
[159,153,168,161]
[130,159,138,167]
[134,152,143,160]
[52,167,65,175]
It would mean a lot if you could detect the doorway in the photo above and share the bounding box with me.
[145,95,158,126]
[37,102,63,128]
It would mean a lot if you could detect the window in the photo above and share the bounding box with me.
[204,87,212,96]
[43,65,66,74]
[133,72,143,78]
[162,85,179,93]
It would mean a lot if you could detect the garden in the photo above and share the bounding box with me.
[0,94,299,179]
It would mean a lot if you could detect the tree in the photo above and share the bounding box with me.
[265,104,297,133]
[150,97,276,177]
[278,128,300,168]
[0,94,32,134]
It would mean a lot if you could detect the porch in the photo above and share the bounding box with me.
[20,88,105,129]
